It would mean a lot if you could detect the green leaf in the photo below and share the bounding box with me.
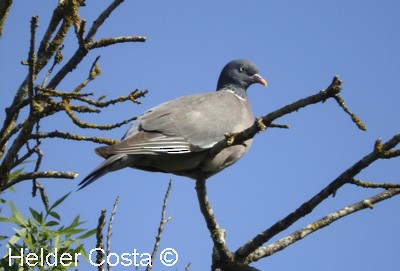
[48,211,61,220]
[47,192,71,212]
[45,221,59,227]
[7,234,21,246]
[77,228,97,239]
[13,228,34,250]
[9,202,26,227]
[8,168,25,181]
[0,216,14,223]
[29,208,43,224]
[54,233,60,248]
[60,228,85,236]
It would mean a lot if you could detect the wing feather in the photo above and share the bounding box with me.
[106,90,251,157]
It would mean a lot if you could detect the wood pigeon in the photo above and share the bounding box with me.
[78,59,267,189]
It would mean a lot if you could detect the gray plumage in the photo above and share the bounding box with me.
[78,59,267,190]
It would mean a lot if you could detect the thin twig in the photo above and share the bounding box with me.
[333,93,367,131]
[106,196,119,271]
[352,179,400,189]
[33,182,50,211]
[4,171,78,190]
[96,209,107,271]
[62,100,137,129]
[31,130,118,145]
[84,0,125,43]
[28,16,38,109]
[147,180,173,271]
[88,36,147,49]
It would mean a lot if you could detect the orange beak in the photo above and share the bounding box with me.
[253,74,267,87]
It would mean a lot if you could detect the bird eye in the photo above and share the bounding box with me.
[239,66,245,73]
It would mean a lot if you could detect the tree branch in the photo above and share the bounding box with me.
[351,179,400,189]
[246,188,400,263]
[195,179,232,263]
[106,196,119,271]
[0,0,13,38]
[88,36,146,49]
[234,133,400,262]
[147,180,172,271]
[95,209,107,271]
[5,170,78,190]
[31,130,118,145]
[207,76,361,161]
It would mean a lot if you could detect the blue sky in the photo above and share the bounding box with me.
[1,1,400,270]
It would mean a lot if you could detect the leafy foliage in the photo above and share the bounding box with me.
[0,193,96,270]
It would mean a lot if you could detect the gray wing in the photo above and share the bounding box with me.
[105,90,252,156]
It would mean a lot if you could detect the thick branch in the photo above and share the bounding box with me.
[0,17,40,187]
[195,179,232,262]
[246,188,400,263]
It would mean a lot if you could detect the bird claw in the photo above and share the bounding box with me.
[224,132,236,145]
[257,118,267,131]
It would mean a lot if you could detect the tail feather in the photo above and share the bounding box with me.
[78,154,126,190]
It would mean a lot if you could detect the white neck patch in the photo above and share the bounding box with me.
[225,89,247,102]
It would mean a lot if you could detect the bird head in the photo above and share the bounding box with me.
[217,59,267,91]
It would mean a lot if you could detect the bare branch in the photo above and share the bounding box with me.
[28,16,38,102]
[195,179,232,261]
[234,132,400,262]
[62,99,137,129]
[352,179,400,189]
[4,170,78,190]
[207,76,351,161]
[374,138,400,158]
[88,36,147,49]
[0,16,43,187]
[147,180,172,271]
[96,209,107,271]
[246,188,400,263]
[73,55,102,93]
[84,0,125,43]
[33,182,50,211]
[333,94,367,130]
[184,262,192,271]
[76,89,148,107]
[0,0,13,38]
[106,196,120,271]
[31,130,118,145]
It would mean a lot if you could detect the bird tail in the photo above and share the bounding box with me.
[78,154,126,190]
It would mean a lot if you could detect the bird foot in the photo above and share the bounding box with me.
[224,132,248,147]
[257,117,267,131]
[224,132,236,145]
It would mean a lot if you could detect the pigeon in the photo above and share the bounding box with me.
[78,59,267,189]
